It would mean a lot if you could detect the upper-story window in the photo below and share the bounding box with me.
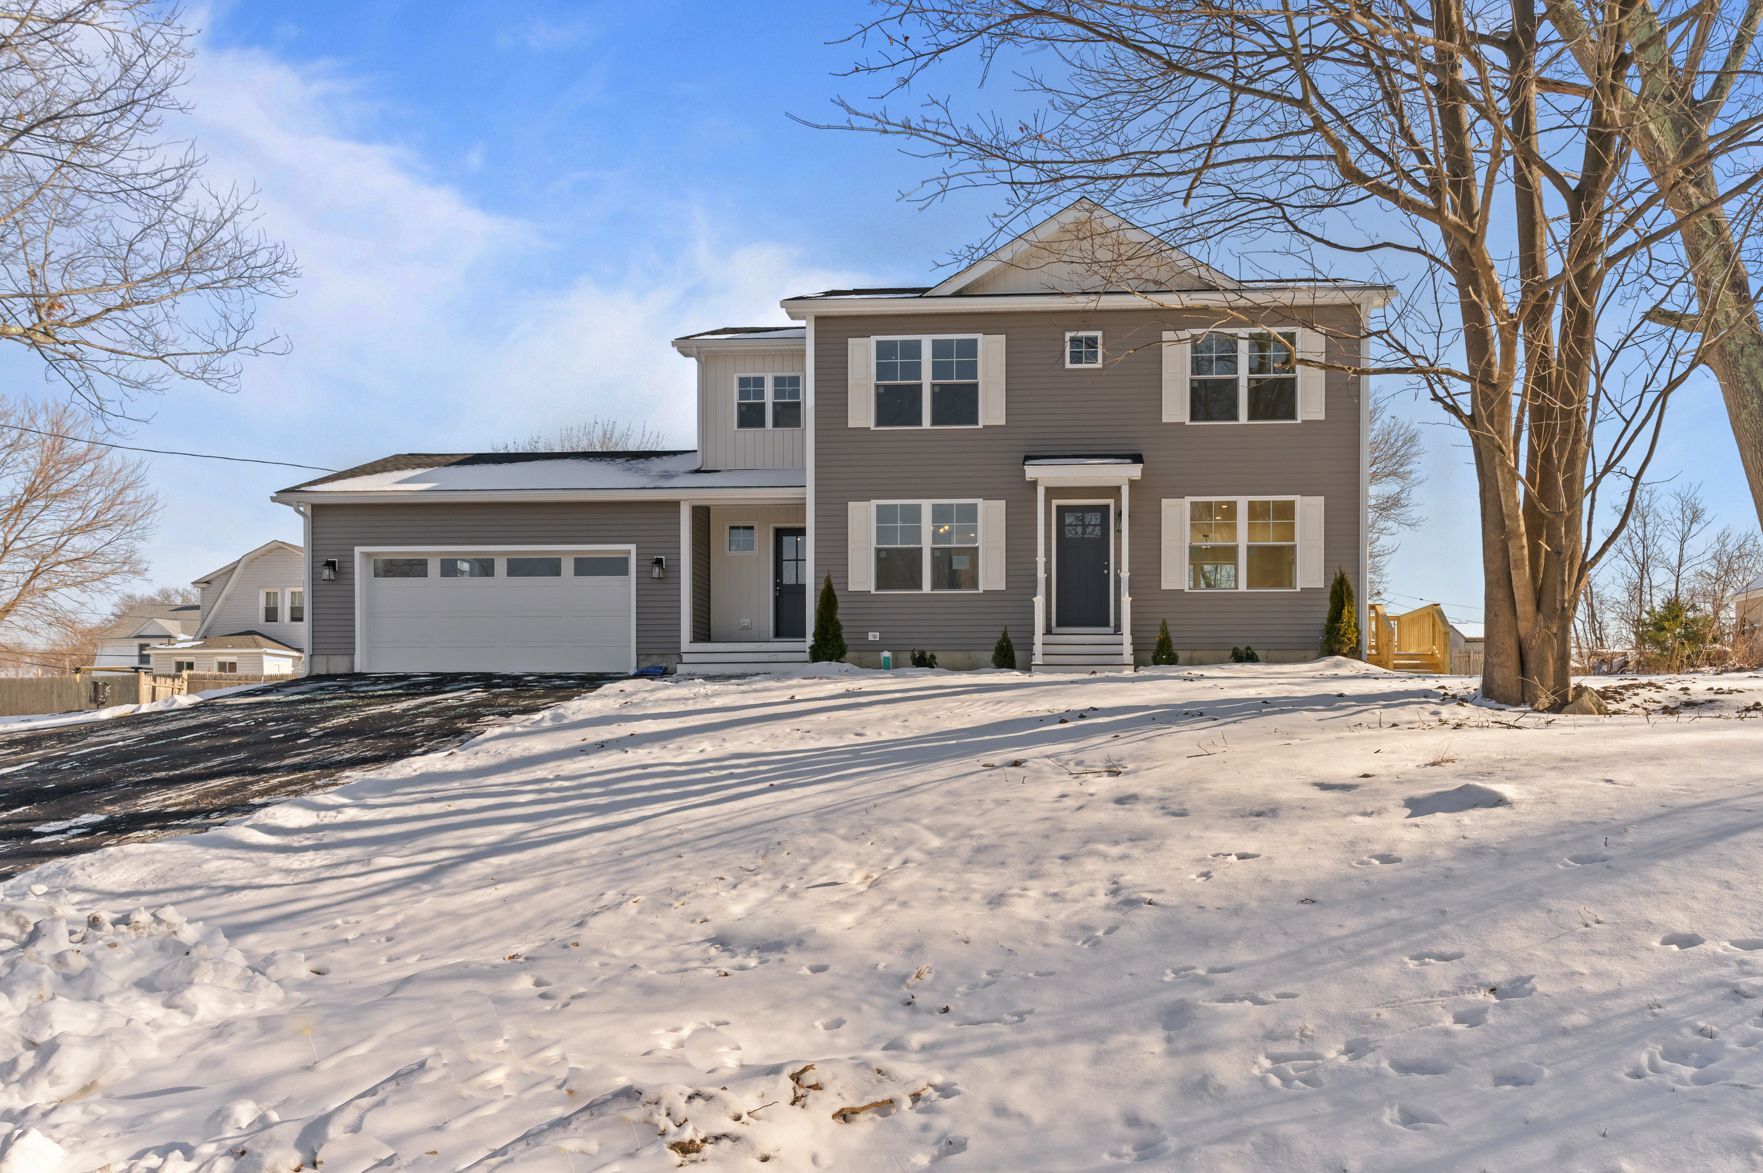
[1190,331,1299,423]
[736,374,802,430]
[1066,331,1102,368]
[288,588,305,623]
[875,336,980,428]
[262,588,280,624]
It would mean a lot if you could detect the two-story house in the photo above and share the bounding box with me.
[144,540,308,676]
[273,201,1389,674]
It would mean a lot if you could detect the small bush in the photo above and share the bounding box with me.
[992,627,1016,670]
[809,575,846,662]
[1151,619,1178,665]
[910,648,938,669]
[1322,568,1360,657]
[1231,645,1260,663]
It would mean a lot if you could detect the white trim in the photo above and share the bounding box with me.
[734,372,803,431]
[259,587,282,626]
[1050,498,1116,632]
[1033,480,1047,659]
[1022,461,1142,485]
[679,501,693,649]
[782,287,1396,319]
[768,522,809,642]
[272,486,807,506]
[1064,330,1103,369]
[869,334,984,430]
[670,331,806,357]
[805,313,817,608]
[868,499,985,594]
[287,585,305,627]
[192,539,303,591]
[353,544,638,675]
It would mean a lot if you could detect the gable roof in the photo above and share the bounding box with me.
[924,198,1241,297]
[98,603,201,642]
[152,631,303,654]
[194,539,303,586]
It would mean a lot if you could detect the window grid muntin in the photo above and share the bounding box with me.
[1066,331,1102,367]
[727,525,756,554]
[1186,497,1300,591]
[874,500,981,592]
[874,335,982,428]
[1188,331,1301,423]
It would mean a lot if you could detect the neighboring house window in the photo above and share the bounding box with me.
[736,375,767,429]
[875,501,980,592]
[373,558,428,578]
[1188,498,1298,590]
[174,660,195,673]
[136,642,153,666]
[508,557,562,577]
[215,660,238,674]
[771,374,802,428]
[288,588,305,622]
[874,336,980,428]
[727,525,756,554]
[440,557,495,578]
[1190,331,1299,422]
[1066,331,1102,368]
[262,589,280,624]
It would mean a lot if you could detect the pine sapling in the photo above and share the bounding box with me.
[1151,619,1178,665]
[1323,567,1360,657]
[809,574,846,662]
[992,627,1016,670]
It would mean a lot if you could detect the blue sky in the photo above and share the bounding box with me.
[32,0,1756,627]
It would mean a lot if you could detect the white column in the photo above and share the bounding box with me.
[1119,478,1132,658]
[1033,478,1046,666]
[678,500,693,651]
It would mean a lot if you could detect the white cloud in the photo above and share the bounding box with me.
[122,34,858,590]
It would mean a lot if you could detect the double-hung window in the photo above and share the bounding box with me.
[874,336,980,427]
[1188,498,1298,590]
[874,501,979,591]
[736,374,803,429]
[288,588,305,623]
[1190,331,1299,422]
[262,589,280,624]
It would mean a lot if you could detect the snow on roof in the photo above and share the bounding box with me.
[151,632,302,654]
[280,451,804,496]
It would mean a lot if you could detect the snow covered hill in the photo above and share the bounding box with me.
[3,662,1762,1171]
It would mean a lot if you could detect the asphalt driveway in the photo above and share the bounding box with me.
[0,673,609,879]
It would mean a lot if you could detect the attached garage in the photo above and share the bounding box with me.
[359,547,635,674]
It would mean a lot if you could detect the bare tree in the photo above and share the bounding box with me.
[1368,395,1426,601]
[1693,524,1763,647]
[109,583,198,611]
[1662,484,1715,598]
[0,1,296,417]
[494,417,668,453]
[825,2,1733,707]
[0,398,158,638]
[1545,1,1763,532]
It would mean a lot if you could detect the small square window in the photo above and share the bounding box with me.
[728,525,756,554]
[1067,332,1101,367]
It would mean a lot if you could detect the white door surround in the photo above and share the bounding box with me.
[1024,458,1143,667]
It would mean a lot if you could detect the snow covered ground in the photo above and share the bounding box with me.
[0,683,269,735]
[3,662,1762,1171]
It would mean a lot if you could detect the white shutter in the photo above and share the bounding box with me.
[848,337,874,428]
[1298,496,1326,588]
[1161,498,1188,590]
[980,335,1007,426]
[848,501,874,592]
[980,500,1006,590]
[1161,331,1190,423]
[1297,329,1327,420]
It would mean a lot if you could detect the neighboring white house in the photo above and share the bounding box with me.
[94,603,203,670]
[144,540,307,677]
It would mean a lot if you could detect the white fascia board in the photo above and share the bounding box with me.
[270,486,808,507]
[781,287,1396,320]
[1023,463,1144,484]
[671,335,807,358]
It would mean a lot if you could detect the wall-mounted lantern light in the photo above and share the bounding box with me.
[650,555,666,580]
[321,558,338,582]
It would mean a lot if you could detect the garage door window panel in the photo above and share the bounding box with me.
[508,557,563,577]
[374,558,429,578]
[574,556,629,576]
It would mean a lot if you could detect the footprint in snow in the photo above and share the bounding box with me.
[1727,939,1763,952]
[1204,991,1299,1006]
[1659,932,1707,950]
[1211,851,1260,861]
[1491,1063,1546,1087]
[1355,852,1403,867]
[1406,949,1465,966]
[1388,1056,1454,1077]
[1562,851,1612,866]
[1390,1102,1447,1130]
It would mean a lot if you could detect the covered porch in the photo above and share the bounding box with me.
[1024,456,1142,670]
[677,495,809,674]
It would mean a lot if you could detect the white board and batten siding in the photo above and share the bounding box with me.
[1159,329,1328,423]
[697,347,806,471]
[1160,497,1327,590]
[706,504,807,641]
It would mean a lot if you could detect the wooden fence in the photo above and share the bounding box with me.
[144,672,268,702]
[0,670,270,718]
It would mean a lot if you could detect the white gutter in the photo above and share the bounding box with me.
[271,485,808,507]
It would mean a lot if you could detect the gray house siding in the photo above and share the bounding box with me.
[811,306,1366,661]
[306,501,681,673]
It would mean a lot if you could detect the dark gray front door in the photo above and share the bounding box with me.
[774,527,807,639]
[1054,504,1111,629]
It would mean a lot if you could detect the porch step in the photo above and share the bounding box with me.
[678,646,809,676]
[1033,632,1132,671]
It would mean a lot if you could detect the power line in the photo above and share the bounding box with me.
[0,421,335,472]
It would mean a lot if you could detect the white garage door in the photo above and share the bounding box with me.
[362,549,634,673]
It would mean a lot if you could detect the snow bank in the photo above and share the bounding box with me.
[0,895,287,1121]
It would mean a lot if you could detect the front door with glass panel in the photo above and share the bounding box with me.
[1054,503,1112,629]
[773,528,807,639]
